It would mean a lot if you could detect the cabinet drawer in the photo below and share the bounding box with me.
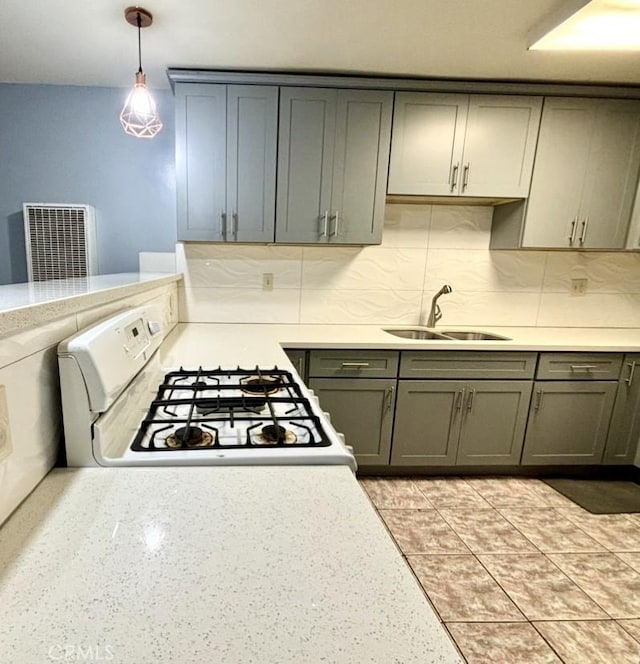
[308,350,398,378]
[400,352,536,379]
[536,353,622,380]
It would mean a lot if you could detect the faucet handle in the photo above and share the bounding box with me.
[434,304,442,323]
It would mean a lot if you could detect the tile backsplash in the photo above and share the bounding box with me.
[176,204,640,327]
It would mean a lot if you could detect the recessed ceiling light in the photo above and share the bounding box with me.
[529,0,640,50]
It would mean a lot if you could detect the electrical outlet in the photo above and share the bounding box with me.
[570,278,588,296]
[262,273,274,291]
[0,386,12,462]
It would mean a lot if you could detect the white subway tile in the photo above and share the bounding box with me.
[178,287,300,323]
[302,246,427,291]
[300,289,423,324]
[425,249,546,292]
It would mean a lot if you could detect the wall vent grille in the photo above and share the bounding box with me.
[23,204,97,281]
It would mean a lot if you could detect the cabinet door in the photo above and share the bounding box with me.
[387,93,467,195]
[579,100,640,249]
[604,354,640,464]
[226,85,278,242]
[309,378,395,466]
[461,95,542,198]
[329,90,393,244]
[283,349,307,383]
[521,381,617,465]
[275,88,336,243]
[457,381,532,465]
[176,83,227,241]
[391,381,465,466]
[522,98,596,248]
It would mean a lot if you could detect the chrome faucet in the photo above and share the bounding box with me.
[426,284,453,327]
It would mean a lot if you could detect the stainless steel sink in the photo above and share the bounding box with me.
[383,328,512,341]
[383,328,451,340]
[439,330,512,341]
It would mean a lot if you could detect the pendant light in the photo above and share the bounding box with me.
[119,6,162,138]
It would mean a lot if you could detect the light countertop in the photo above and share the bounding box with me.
[0,273,181,338]
[0,466,461,664]
[160,323,640,369]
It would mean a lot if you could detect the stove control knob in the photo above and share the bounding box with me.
[147,320,162,336]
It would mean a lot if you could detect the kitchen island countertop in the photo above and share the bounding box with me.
[0,466,462,664]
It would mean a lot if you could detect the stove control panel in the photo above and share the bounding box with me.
[123,318,150,358]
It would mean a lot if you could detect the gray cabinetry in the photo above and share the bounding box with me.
[308,351,398,466]
[309,378,395,466]
[276,88,392,244]
[388,93,542,198]
[521,382,617,465]
[283,349,307,382]
[492,97,640,249]
[176,83,278,242]
[400,351,537,380]
[604,354,640,464]
[391,380,532,466]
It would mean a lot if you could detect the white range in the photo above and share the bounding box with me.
[58,305,356,470]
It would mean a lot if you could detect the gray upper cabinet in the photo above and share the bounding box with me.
[493,97,640,249]
[387,92,542,198]
[176,83,278,242]
[276,87,393,244]
[604,354,640,465]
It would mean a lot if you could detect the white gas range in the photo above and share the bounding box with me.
[58,306,356,470]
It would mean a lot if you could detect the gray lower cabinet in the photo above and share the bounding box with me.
[521,381,617,465]
[276,87,392,244]
[309,378,395,466]
[283,349,307,383]
[604,354,640,464]
[176,83,278,241]
[391,380,532,466]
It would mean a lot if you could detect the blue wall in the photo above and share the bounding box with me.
[0,84,176,285]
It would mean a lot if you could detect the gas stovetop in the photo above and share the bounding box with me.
[131,367,331,452]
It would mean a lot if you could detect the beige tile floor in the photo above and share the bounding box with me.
[360,476,640,664]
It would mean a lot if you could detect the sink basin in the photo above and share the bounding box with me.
[383,328,451,340]
[439,330,512,341]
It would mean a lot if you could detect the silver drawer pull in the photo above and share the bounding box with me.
[568,219,577,245]
[579,216,589,245]
[535,389,544,411]
[340,362,370,368]
[456,389,464,411]
[385,386,395,411]
[625,361,636,387]
[450,163,459,191]
[570,365,598,371]
[330,211,340,237]
[320,210,329,237]
[462,163,470,191]
[466,389,475,411]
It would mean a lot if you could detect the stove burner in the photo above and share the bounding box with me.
[191,380,208,389]
[256,424,298,445]
[241,376,282,396]
[166,426,215,448]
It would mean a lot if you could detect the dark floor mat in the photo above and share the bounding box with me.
[543,479,640,514]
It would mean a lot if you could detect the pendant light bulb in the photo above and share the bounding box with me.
[120,7,162,139]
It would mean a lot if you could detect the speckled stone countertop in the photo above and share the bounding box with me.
[0,273,181,337]
[0,467,461,664]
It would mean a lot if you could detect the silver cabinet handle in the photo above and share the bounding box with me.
[579,217,589,245]
[466,388,475,411]
[231,211,238,238]
[455,389,465,411]
[221,211,227,240]
[462,163,470,191]
[535,389,544,411]
[569,219,577,245]
[296,357,304,377]
[319,210,329,238]
[385,386,395,412]
[330,210,340,237]
[570,365,598,371]
[625,361,636,386]
[341,362,370,368]
[450,163,460,192]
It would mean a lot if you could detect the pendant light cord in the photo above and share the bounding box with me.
[137,12,143,74]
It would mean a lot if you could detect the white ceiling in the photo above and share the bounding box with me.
[2,0,640,90]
